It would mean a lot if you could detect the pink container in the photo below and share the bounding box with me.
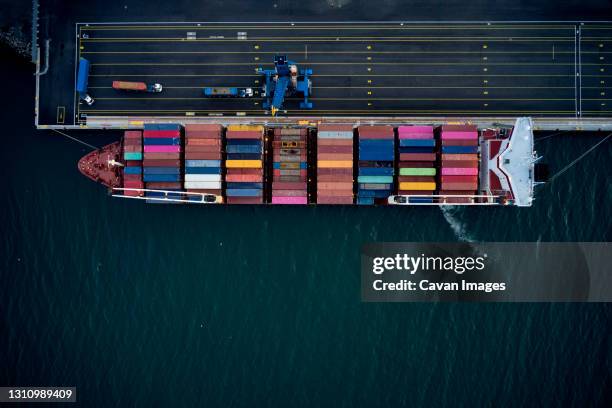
[441,167,479,176]
[398,125,433,133]
[271,196,308,204]
[441,131,478,140]
[143,145,181,153]
[143,130,180,138]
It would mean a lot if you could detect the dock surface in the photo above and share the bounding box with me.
[37,21,612,125]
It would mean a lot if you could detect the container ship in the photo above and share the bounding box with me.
[78,117,542,207]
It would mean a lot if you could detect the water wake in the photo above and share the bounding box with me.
[440,206,475,242]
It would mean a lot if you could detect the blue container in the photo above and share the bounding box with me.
[226,182,263,189]
[357,189,391,198]
[143,124,159,130]
[409,197,434,203]
[273,162,307,169]
[226,145,262,154]
[225,188,262,197]
[124,166,142,175]
[185,167,221,174]
[398,146,433,154]
[441,146,479,154]
[359,152,395,161]
[143,174,181,182]
[157,123,181,131]
[226,153,262,160]
[399,139,436,148]
[143,137,180,146]
[185,160,221,167]
[225,139,262,146]
[358,167,394,176]
[359,139,395,147]
[357,197,375,205]
[143,167,180,175]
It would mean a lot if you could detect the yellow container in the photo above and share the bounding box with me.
[226,125,264,132]
[317,160,353,168]
[226,160,262,168]
[399,182,436,191]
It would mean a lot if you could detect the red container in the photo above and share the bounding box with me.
[398,176,436,182]
[317,189,354,197]
[441,182,478,191]
[357,125,393,136]
[226,174,262,182]
[357,133,394,140]
[316,139,353,146]
[441,139,479,146]
[398,161,435,168]
[185,131,221,139]
[226,196,263,204]
[442,124,478,132]
[439,190,475,195]
[272,181,307,190]
[125,160,142,167]
[143,152,180,160]
[143,159,181,167]
[441,160,478,168]
[186,139,221,146]
[123,145,142,152]
[143,130,181,138]
[316,174,346,182]
[400,153,436,161]
[124,131,142,140]
[317,145,353,154]
[318,153,352,160]
[226,168,263,175]
[123,174,142,182]
[441,175,478,183]
[185,145,221,153]
[318,124,353,132]
[317,195,354,204]
[441,154,478,161]
[225,131,262,139]
[185,152,222,160]
[145,182,182,189]
[185,189,223,196]
[317,168,353,176]
[185,124,222,132]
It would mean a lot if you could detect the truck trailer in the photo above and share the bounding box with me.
[112,81,163,93]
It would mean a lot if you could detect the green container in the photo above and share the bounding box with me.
[399,168,436,176]
[357,176,394,184]
[124,152,143,160]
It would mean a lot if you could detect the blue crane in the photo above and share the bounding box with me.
[257,55,312,116]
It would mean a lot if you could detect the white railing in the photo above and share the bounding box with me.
[112,187,222,204]
[387,194,502,206]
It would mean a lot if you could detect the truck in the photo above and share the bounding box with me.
[112,81,163,93]
[76,58,95,105]
[203,87,255,98]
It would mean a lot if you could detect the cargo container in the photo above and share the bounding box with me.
[271,128,309,204]
[112,81,163,93]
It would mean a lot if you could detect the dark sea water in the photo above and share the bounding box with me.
[1,47,611,407]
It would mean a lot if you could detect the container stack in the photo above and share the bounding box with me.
[440,124,480,203]
[184,124,224,202]
[142,124,183,201]
[316,124,354,204]
[397,125,437,202]
[357,126,395,205]
[225,125,264,204]
[271,128,308,204]
[122,130,144,197]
